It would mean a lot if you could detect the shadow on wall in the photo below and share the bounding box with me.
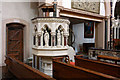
[30,2,39,16]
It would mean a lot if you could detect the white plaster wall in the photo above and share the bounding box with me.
[100,0,105,16]
[2,2,38,20]
[2,2,38,65]
[0,2,2,67]
[0,4,2,79]
[112,0,118,18]
[62,0,71,9]
[73,23,95,52]
[39,0,71,9]
[42,0,62,6]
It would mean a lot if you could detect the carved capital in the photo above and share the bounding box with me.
[64,33,69,36]
[32,18,70,25]
[51,32,56,36]
[37,32,42,36]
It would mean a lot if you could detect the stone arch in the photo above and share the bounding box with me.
[41,24,51,31]
[56,24,65,32]
[2,18,30,65]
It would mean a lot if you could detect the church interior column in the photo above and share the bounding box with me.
[66,36,68,46]
[64,32,69,46]
[35,33,38,47]
[117,27,119,39]
[114,27,116,39]
[51,32,56,47]
[41,31,43,47]
[61,31,64,46]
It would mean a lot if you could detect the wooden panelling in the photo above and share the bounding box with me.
[7,23,24,61]
[5,56,55,80]
[75,55,120,78]
[97,55,120,64]
[53,58,118,80]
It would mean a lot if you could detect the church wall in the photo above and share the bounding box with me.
[62,0,105,16]
[112,0,118,18]
[100,0,105,16]
[72,23,95,52]
[0,2,2,67]
[104,1,111,44]
[2,2,38,65]
[95,20,105,49]
[41,0,105,16]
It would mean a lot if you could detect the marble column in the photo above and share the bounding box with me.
[114,27,116,39]
[35,33,38,47]
[61,31,64,46]
[117,28,119,39]
[41,31,43,47]
[51,32,56,47]
[66,36,68,46]
[64,33,69,46]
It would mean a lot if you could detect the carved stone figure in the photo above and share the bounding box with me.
[44,30,49,47]
[57,30,61,46]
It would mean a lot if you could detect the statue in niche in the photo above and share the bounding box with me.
[44,30,49,47]
[57,30,61,46]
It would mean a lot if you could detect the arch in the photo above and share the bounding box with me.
[41,24,51,46]
[41,24,51,31]
[2,18,30,66]
[56,24,65,32]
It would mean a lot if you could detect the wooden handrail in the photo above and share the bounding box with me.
[53,56,70,64]
[97,55,120,64]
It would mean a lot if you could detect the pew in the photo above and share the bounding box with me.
[5,56,55,80]
[75,55,120,78]
[53,57,119,80]
[97,55,120,64]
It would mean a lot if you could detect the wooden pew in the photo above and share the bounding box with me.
[97,55,120,64]
[53,57,119,80]
[5,56,55,80]
[75,55,120,78]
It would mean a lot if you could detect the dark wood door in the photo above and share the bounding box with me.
[7,23,24,61]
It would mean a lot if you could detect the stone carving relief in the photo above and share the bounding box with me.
[44,30,49,47]
[57,30,61,47]
[71,0,100,13]
[32,18,70,48]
